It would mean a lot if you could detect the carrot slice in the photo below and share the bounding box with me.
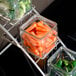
[21,33,26,40]
[52,30,57,35]
[43,24,51,30]
[46,44,55,53]
[37,21,44,27]
[26,22,37,32]
[36,26,48,32]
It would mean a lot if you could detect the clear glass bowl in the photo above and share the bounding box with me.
[48,46,76,76]
[20,15,57,59]
[0,0,32,20]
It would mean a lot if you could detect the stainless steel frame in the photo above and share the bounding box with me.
[0,8,67,76]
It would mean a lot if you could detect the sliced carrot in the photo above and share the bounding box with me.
[45,41,53,48]
[23,41,27,46]
[24,33,41,46]
[36,27,48,32]
[39,52,43,58]
[37,21,49,30]
[43,24,51,30]
[28,48,40,56]
[36,32,47,38]
[26,22,37,32]
[50,35,56,42]
[52,30,57,35]
[37,21,44,27]
[46,44,55,53]
[21,33,26,40]
[29,31,36,36]
[30,38,41,46]
[38,46,43,52]
[35,49,40,56]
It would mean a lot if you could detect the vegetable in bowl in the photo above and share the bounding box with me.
[0,0,32,20]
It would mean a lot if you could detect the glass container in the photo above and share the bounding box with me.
[20,15,57,59]
[0,0,32,20]
[48,46,76,76]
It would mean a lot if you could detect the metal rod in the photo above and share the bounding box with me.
[3,20,11,27]
[1,37,17,46]
[57,37,75,60]
[33,8,40,15]
[23,53,37,76]
[36,58,41,63]
[0,43,12,55]
[0,24,45,76]
[57,36,67,48]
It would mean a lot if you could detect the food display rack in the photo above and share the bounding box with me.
[0,8,67,76]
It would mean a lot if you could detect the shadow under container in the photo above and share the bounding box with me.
[47,46,76,76]
[20,15,57,59]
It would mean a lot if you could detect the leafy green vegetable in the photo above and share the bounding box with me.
[63,59,69,66]
[0,0,32,20]
[8,9,15,20]
[71,60,76,67]
[55,59,62,69]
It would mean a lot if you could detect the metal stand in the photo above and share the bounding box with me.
[0,8,67,76]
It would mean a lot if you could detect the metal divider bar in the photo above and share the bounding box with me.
[0,43,12,55]
[57,36,67,48]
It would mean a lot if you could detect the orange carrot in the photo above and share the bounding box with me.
[21,33,26,40]
[26,22,37,32]
[46,44,55,53]
[52,30,57,35]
